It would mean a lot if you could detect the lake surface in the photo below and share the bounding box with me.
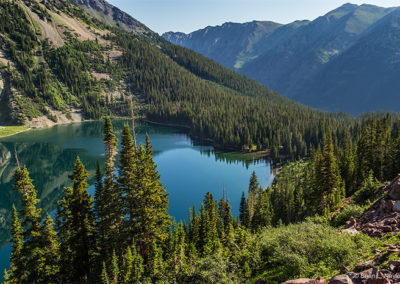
[0,120,273,275]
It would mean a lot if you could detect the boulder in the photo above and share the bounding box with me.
[388,178,400,200]
[282,278,327,284]
[384,200,395,212]
[393,201,400,212]
[330,275,354,284]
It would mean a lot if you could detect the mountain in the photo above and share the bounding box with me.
[68,0,150,33]
[163,4,400,114]
[163,21,286,69]
[0,0,352,160]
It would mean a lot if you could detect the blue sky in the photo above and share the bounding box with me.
[108,0,400,34]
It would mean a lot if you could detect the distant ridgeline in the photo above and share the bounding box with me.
[164,4,400,114]
[0,0,357,160]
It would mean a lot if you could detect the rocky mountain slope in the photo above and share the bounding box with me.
[163,4,400,114]
[68,0,150,33]
[0,0,351,158]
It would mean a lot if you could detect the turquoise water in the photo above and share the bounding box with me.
[0,120,273,274]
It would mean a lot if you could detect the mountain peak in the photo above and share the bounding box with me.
[68,0,150,33]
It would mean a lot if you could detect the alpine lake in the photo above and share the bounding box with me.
[0,120,274,275]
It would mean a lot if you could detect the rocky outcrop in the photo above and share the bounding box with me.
[68,0,150,34]
[345,175,400,238]
[284,264,400,284]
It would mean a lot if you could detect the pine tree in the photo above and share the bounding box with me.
[239,192,247,226]
[6,205,27,283]
[119,123,137,247]
[111,250,119,284]
[121,247,133,283]
[133,135,170,260]
[245,172,259,226]
[40,213,60,283]
[252,190,272,230]
[95,117,123,259]
[319,132,344,214]
[13,166,43,283]
[147,240,165,282]
[169,222,188,282]
[56,157,97,283]
[101,262,110,284]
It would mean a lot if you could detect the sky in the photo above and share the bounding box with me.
[107,0,400,34]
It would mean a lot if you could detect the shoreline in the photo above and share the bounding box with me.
[1,117,271,159]
[143,119,271,158]
[0,127,32,138]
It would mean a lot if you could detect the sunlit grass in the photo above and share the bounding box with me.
[0,126,29,138]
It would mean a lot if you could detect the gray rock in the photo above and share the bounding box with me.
[392,201,400,212]
[329,275,353,284]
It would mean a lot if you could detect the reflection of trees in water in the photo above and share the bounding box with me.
[200,149,271,169]
[0,142,101,247]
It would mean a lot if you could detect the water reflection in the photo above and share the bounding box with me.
[0,120,273,265]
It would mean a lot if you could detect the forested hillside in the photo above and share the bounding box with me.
[0,0,354,160]
[7,115,400,283]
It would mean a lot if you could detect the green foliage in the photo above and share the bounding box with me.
[56,157,97,283]
[332,204,364,227]
[353,171,383,206]
[255,220,376,283]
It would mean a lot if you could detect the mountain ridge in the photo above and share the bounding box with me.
[163,3,400,114]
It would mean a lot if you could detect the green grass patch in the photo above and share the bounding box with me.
[0,126,29,138]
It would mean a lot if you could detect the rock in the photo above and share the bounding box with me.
[340,265,351,274]
[282,278,327,284]
[356,260,375,271]
[393,201,400,212]
[389,260,400,273]
[385,200,396,212]
[254,279,267,284]
[346,218,357,228]
[282,279,312,284]
[381,225,393,232]
[388,178,400,200]
[329,275,354,284]
[343,228,360,235]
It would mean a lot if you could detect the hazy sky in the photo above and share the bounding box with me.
[107,0,400,34]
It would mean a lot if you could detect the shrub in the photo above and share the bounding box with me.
[254,220,376,283]
[354,172,383,206]
[332,204,363,227]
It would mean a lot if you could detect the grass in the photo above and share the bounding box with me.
[0,126,30,138]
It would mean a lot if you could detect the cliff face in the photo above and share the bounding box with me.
[68,0,150,33]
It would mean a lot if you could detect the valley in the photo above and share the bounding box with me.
[2,0,400,283]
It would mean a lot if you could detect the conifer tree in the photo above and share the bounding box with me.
[319,132,344,214]
[40,213,60,283]
[111,250,119,284]
[252,190,272,230]
[95,117,123,258]
[6,205,27,283]
[120,247,133,283]
[119,123,137,246]
[13,166,43,283]
[239,192,247,226]
[147,240,165,282]
[133,135,170,260]
[56,157,97,283]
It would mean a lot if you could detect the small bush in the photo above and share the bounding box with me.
[354,172,382,206]
[332,204,363,227]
